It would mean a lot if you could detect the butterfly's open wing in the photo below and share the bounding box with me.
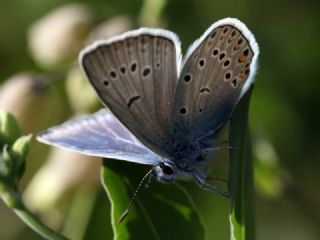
[37,109,162,165]
[171,18,259,143]
[80,29,181,158]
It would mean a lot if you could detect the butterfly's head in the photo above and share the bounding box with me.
[153,162,178,184]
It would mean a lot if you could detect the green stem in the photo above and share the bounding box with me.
[228,87,255,240]
[1,188,68,240]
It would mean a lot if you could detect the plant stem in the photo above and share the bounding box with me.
[1,188,68,240]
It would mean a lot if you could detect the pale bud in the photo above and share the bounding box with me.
[88,16,133,42]
[0,73,64,134]
[28,4,93,68]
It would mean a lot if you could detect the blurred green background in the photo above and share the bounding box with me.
[0,0,319,239]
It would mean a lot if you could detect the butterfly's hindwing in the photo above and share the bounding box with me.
[37,110,161,165]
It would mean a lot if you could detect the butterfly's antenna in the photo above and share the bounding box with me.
[118,168,153,223]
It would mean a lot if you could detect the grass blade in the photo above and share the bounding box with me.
[228,87,255,240]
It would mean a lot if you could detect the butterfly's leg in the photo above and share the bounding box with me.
[194,172,230,197]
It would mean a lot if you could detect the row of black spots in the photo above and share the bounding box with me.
[180,106,204,114]
[108,62,152,80]
[109,64,133,79]
[127,95,141,108]
[179,106,205,115]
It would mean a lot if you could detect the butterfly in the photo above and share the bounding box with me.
[38,17,259,197]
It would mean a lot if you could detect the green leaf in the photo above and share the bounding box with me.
[228,87,255,240]
[101,160,205,240]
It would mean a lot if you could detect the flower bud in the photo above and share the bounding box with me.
[0,110,21,146]
[88,16,133,42]
[28,3,93,68]
[0,73,66,134]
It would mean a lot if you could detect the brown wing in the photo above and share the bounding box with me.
[80,29,181,157]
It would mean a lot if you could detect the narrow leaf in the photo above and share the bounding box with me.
[228,87,255,240]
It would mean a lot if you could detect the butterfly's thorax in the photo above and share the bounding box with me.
[162,138,209,172]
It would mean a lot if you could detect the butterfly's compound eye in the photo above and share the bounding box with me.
[159,162,174,175]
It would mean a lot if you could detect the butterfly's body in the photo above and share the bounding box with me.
[38,18,259,196]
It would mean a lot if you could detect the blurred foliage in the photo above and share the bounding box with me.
[0,0,319,239]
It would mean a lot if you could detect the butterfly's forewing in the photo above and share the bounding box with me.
[37,110,162,165]
[171,18,259,142]
[80,30,181,157]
